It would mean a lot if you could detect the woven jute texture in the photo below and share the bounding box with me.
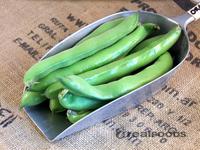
[0,0,200,149]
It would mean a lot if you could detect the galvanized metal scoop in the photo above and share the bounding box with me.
[24,3,200,142]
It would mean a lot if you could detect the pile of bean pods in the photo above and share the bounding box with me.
[20,13,181,123]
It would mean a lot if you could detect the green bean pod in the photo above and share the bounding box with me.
[67,110,91,123]
[76,17,124,45]
[130,35,163,53]
[24,13,139,86]
[43,24,158,99]
[59,90,107,111]
[45,83,62,99]
[19,91,46,109]
[49,99,66,113]
[60,52,173,100]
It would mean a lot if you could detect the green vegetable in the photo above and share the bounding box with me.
[45,83,62,99]
[78,26,180,85]
[58,26,181,110]
[59,90,107,111]
[76,17,124,45]
[60,52,173,101]
[131,35,163,52]
[30,18,125,93]
[31,22,155,92]
[24,13,139,86]
[19,91,46,109]
[67,110,91,123]
[44,23,159,98]
[49,99,66,113]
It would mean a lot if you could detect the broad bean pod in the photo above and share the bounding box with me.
[19,91,46,109]
[130,35,163,52]
[67,110,91,123]
[59,90,107,111]
[49,99,66,113]
[76,17,124,45]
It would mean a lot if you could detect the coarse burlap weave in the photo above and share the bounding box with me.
[0,0,200,149]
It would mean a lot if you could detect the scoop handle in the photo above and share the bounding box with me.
[172,3,200,29]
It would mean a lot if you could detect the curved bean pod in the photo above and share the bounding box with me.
[131,35,163,52]
[43,23,158,97]
[60,52,173,100]
[49,99,66,113]
[67,110,91,123]
[76,17,124,45]
[19,91,46,109]
[45,82,62,99]
[24,13,139,86]
[59,90,107,111]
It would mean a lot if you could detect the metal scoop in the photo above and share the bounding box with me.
[24,3,200,142]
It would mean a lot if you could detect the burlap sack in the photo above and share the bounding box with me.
[0,0,200,149]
